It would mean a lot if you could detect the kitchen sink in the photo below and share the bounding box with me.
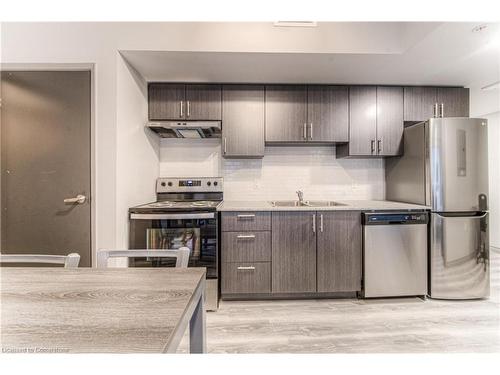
[269,200,347,207]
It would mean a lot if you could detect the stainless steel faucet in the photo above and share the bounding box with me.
[296,190,304,205]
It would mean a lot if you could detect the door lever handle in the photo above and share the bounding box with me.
[64,194,86,204]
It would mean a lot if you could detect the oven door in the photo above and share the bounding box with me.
[128,211,218,279]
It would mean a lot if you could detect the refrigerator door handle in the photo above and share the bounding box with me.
[434,212,488,219]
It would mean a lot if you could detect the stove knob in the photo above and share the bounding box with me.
[161,182,166,187]
[207,181,211,186]
[167,181,173,187]
[213,181,218,186]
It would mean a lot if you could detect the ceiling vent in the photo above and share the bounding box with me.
[274,21,317,28]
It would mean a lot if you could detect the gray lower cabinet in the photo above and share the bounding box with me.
[221,210,363,298]
[221,231,271,263]
[221,262,271,294]
[404,86,469,122]
[265,85,308,142]
[307,86,349,142]
[317,211,362,292]
[271,212,317,293]
[221,211,271,232]
[222,85,265,158]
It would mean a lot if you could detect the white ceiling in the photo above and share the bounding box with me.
[121,22,500,87]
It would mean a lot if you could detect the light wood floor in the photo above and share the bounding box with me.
[180,247,500,353]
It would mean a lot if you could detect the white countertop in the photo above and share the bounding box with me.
[216,200,430,211]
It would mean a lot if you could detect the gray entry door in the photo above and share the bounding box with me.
[1,71,91,266]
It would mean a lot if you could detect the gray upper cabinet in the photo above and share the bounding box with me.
[147,83,222,121]
[404,86,469,122]
[185,84,222,120]
[337,86,403,157]
[222,85,265,158]
[403,87,437,122]
[346,86,378,155]
[148,83,185,120]
[437,87,469,118]
[307,86,349,142]
[271,212,317,293]
[317,211,362,292]
[265,85,308,142]
[376,86,404,156]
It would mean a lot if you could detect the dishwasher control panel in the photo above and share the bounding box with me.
[362,212,428,225]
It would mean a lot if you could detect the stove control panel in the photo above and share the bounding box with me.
[157,177,223,193]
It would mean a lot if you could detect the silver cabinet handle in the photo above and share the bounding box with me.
[236,234,256,239]
[237,266,255,270]
[377,140,382,154]
[439,103,444,118]
[64,194,86,204]
[180,101,184,117]
[303,123,307,140]
[371,140,375,154]
[310,122,313,140]
[312,214,316,233]
[224,137,227,154]
[320,214,324,232]
[187,100,191,117]
[433,103,438,118]
[237,214,255,219]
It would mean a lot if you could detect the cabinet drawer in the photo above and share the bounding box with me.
[221,262,271,294]
[222,231,271,262]
[221,212,271,231]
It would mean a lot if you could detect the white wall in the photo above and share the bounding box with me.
[115,55,159,249]
[159,141,385,201]
[469,85,500,248]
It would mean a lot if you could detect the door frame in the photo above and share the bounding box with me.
[1,63,96,266]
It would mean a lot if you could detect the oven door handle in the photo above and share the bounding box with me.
[130,212,215,220]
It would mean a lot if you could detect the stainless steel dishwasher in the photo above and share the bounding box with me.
[362,212,428,298]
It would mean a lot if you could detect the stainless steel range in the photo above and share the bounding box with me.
[129,177,223,310]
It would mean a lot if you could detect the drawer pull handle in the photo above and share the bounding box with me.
[236,234,256,239]
[237,214,255,219]
[237,266,256,270]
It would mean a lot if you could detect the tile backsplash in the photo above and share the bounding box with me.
[159,139,385,201]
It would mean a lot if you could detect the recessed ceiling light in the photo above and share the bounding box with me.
[274,21,317,28]
[472,24,488,33]
[481,81,500,90]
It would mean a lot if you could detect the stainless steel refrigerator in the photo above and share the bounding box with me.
[386,118,489,299]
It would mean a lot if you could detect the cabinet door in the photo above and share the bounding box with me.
[349,86,377,155]
[148,83,185,120]
[317,211,362,292]
[403,87,437,122]
[272,212,317,293]
[221,262,271,294]
[185,84,222,120]
[376,86,404,156]
[265,85,307,142]
[222,85,265,158]
[307,85,349,142]
[437,87,469,117]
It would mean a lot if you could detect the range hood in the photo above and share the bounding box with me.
[147,121,222,138]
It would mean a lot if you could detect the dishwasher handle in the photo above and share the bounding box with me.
[362,212,428,225]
